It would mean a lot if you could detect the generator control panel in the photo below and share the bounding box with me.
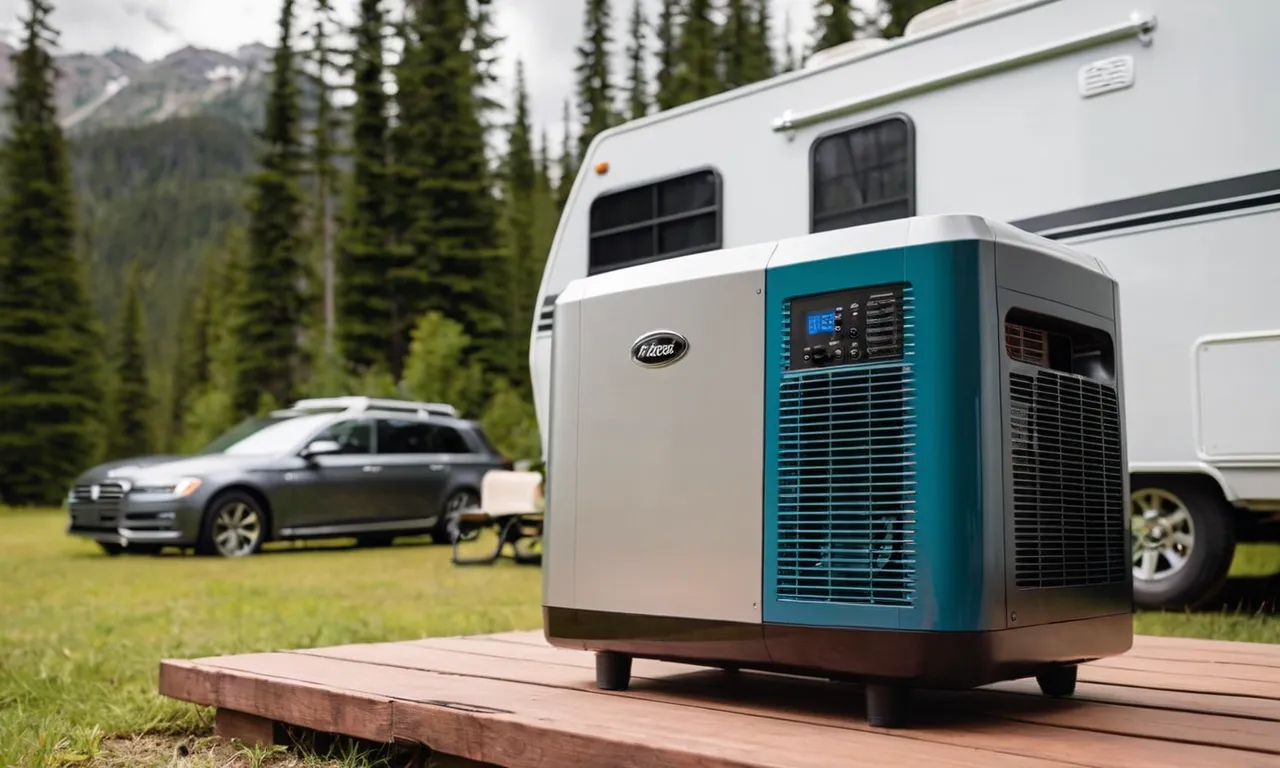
[787,282,907,370]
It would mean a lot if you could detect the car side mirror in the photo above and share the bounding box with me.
[300,439,342,460]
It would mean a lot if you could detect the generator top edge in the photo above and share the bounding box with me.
[555,214,1114,307]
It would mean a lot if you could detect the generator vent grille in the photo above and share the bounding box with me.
[775,290,917,608]
[1009,368,1127,589]
[1005,322,1049,367]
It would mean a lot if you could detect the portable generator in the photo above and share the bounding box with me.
[541,214,1133,728]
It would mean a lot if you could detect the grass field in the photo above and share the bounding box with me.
[1,507,1277,767]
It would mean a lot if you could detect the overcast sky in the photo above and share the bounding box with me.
[0,0,871,145]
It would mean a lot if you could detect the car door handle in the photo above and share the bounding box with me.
[362,465,382,474]
[429,464,445,472]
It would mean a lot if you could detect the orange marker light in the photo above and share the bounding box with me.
[594,161,610,175]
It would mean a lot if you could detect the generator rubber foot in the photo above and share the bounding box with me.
[865,683,908,728]
[595,651,632,691]
[1035,663,1078,697]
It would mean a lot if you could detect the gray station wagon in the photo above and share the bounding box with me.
[65,397,512,557]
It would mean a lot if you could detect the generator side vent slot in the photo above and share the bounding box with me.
[775,291,917,608]
[1005,322,1049,367]
[1009,368,1127,589]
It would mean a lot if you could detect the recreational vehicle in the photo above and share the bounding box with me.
[529,0,1280,612]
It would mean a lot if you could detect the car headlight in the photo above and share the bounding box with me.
[132,477,203,497]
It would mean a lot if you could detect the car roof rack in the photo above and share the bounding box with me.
[288,396,459,418]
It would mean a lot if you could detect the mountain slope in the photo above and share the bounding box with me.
[0,42,271,136]
[71,114,260,351]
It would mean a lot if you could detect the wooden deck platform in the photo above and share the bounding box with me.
[159,629,1280,767]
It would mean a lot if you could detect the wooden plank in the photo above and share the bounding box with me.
[214,710,274,747]
[298,642,1280,766]
[188,651,1070,768]
[1091,654,1280,684]
[158,659,220,706]
[1122,643,1280,669]
[181,653,394,743]
[1131,634,1280,658]
[428,634,1280,723]
[987,678,1280,723]
[1078,664,1280,700]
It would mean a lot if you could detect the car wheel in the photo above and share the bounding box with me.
[198,491,267,558]
[432,489,481,545]
[1130,475,1236,611]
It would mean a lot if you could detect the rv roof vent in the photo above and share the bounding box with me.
[803,37,892,69]
[903,1,961,36]
[903,0,1024,37]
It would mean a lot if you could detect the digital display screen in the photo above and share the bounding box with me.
[806,309,837,335]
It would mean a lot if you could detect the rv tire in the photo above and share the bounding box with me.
[1130,474,1235,611]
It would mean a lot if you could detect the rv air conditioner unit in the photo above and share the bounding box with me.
[542,214,1133,728]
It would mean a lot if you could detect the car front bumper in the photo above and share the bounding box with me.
[67,492,204,548]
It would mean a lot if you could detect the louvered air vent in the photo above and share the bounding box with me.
[1078,55,1135,98]
[1005,322,1049,367]
[864,291,904,359]
[774,293,917,608]
[1009,369,1127,589]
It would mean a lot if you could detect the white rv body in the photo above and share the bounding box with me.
[529,0,1280,610]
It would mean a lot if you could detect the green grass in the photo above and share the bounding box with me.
[0,507,1277,767]
[0,508,542,767]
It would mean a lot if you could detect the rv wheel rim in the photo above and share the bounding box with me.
[213,502,262,557]
[1130,488,1194,583]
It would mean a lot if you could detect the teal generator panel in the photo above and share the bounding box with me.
[762,240,993,632]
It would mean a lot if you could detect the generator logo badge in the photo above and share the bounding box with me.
[630,330,689,369]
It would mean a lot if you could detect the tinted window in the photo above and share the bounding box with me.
[431,425,472,454]
[375,419,472,454]
[311,419,373,454]
[588,169,721,275]
[811,117,914,233]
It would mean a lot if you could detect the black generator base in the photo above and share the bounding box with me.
[544,606,1132,729]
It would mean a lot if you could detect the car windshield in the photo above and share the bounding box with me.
[198,414,333,457]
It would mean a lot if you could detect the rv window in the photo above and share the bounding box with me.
[588,169,721,275]
[811,117,914,233]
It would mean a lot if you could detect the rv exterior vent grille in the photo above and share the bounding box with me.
[1009,368,1127,589]
[1005,322,1049,366]
[1078,55,1135,98]
[775,290,917,608]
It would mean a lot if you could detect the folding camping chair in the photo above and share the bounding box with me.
[450,469,544,566]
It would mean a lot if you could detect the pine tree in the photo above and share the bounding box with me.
[532,128,559,267]
[575,0,617,160]
[670,0,721,107]
[624,0,650,122]
[236,0,308,415]
[337,0,400,374]
[747,0,777,81]
[395,0,505,376]
[782,9,801,71]
[500,60,538,389]
[306,0,342,359]
[721,0,754,90]
[554,99,576,212]
[0,0,106,505]
[654,0,681,111]
[811,0,859,55]
[467,0,505,136]
[107,263,153,460]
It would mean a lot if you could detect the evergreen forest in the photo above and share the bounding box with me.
[0,0,945,506]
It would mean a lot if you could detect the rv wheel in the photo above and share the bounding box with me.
[1130,475,1235,611]
[1035,664,1077,697]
